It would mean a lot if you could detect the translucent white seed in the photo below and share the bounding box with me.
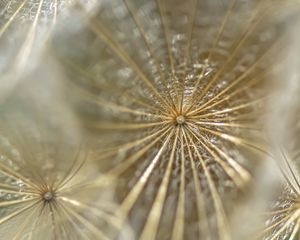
[43,191,54,201]
[176,115,185,125]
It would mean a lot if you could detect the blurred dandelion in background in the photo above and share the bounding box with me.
[0,0,300,239]
[263,21,300,240]
[0,0,61,103]
[0,118,123,240]
[0,0,82,104]
[264,162,300,240]
[0,59,133,240]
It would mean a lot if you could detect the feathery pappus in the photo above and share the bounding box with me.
[263,32,300,240]
[52,0,300,239]
[263,159,300,240]
[0,0,69,66]
[264,125,300,240]
[0,0,77,103]
[0,115,132,240]
[0,61,134,240]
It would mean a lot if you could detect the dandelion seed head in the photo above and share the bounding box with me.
[0,116,129,239]
[0,67,136,240]
[53,0,300,239]
[263,18,300,239]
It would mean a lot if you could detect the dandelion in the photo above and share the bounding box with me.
[51,0,300,239]
[263,153,300,240]
[0,58,136,240]
[263,19,300,240]
[0,104,135,240]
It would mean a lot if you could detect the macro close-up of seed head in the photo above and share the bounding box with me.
[53,0,300,239]
[1,0,300,239]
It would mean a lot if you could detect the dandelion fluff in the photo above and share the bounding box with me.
[0,56,134,240]
[52,1,300,239]
[263,14,300,240]
[0,0,99,104]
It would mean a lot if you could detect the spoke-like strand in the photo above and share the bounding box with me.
[62,201,110,240]
[195,125,268,155]
[139,127,179,240]
[0,183,37,195]
[86,121,168,131]
[280,151,300,196]
[192,75,266,116]
[156,0,180,111]
[182,128,209,239]
[0,199,40,225]
[65,60,166,116]
[0,161,39,190]
[0,0,28,37]
[186,0,237,109]
[56,147,87,191]
[3,124,48,188]
[0,197,37,207]
[190,111,262,123]
[123,0,177,113]
[289,219,300,240]
[61,126,172,193]
[187,125,248,188]
[179,0,198,113]
[106,127,171,177]
[189,42,279,117]
[267,207,295,216]
[188,97,267,118]
[85,14,172,110]
[269,209,300,240]
[185,127,230,240]
[56,201,93,240]
[13,0,44,69]
[11,201,41,240]
[171,127,186,240]
[191,120,259,131]
[94,125,170,155]
[187,2,268,112]
[116,130,173,225]
[199,133,251,184]
[60,197,120,229]
[68,81,163,118]
[0,188,38,196]
[264,212,295,234]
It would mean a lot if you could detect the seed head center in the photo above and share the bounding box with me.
[43,191,54,202]
[176,115,186,125]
